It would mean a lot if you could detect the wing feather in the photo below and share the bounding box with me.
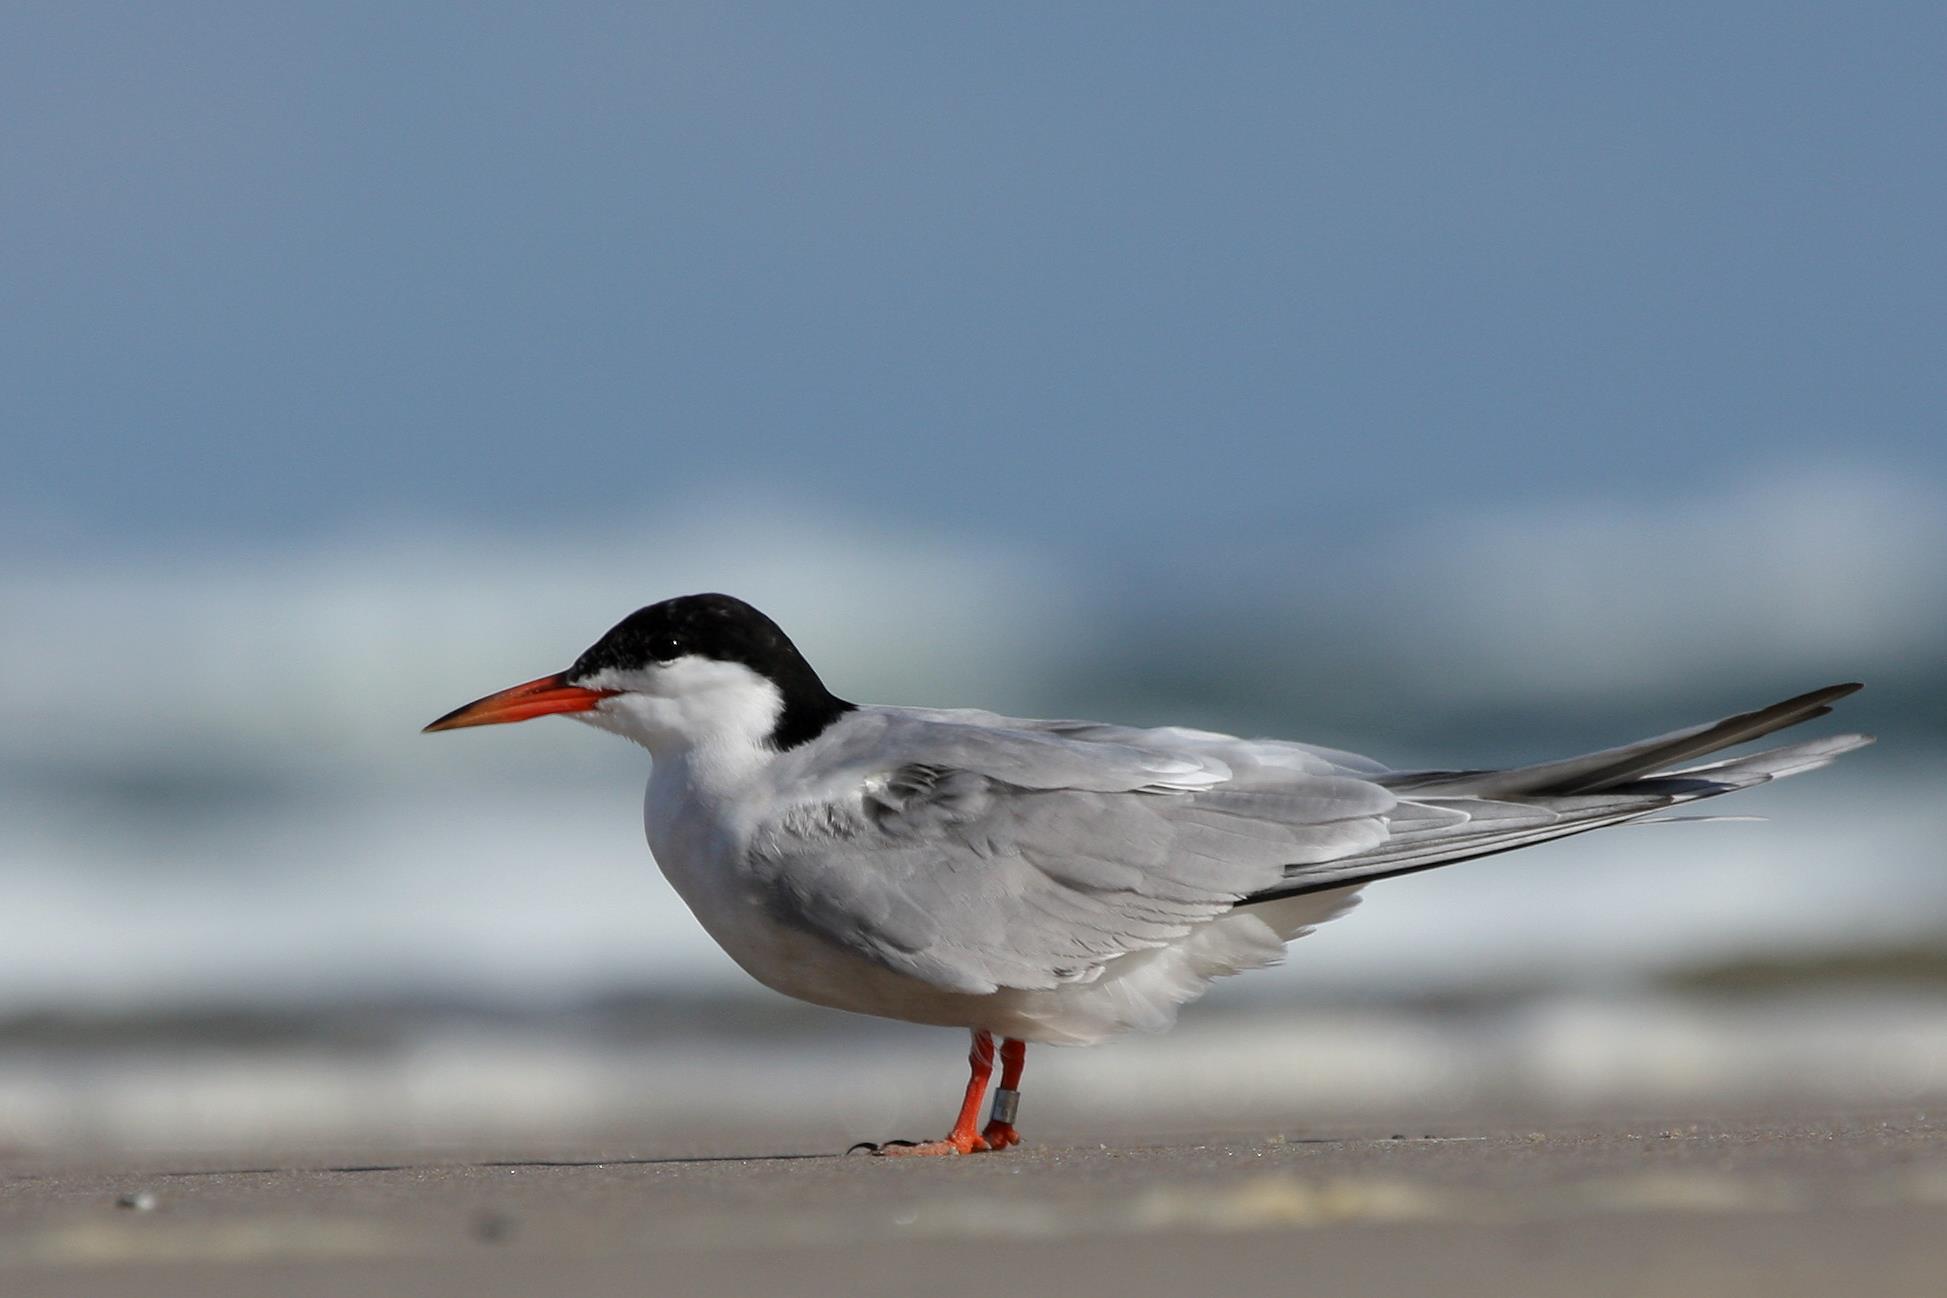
[745,693,1868,995]
[746,710,1398,994]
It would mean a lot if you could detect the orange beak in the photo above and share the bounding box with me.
[422,673,619,733]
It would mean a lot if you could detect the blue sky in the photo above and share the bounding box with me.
[3,2,1941,559]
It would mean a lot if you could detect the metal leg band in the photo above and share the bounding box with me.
[989,1087,1020,1126]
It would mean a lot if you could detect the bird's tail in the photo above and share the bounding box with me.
[1244,684,1872,904]
[1383,682,1865,798]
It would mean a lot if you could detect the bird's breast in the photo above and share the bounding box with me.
[637,761,970,1024]
[641,766,743,904]
[640,760,808,982]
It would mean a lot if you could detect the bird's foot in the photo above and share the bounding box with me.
[855,1030,1025,1158]
[872,1130,990,1157]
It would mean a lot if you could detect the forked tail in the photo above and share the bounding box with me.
[1246,684,1872,903]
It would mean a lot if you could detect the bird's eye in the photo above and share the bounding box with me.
[653,636,683,661]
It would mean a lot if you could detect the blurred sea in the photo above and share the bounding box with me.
[4,990,1945,1156]
[3,471,1942,1009]
[1,472,1943,1147]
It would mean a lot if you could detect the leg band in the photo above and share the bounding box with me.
[989,1087,1020,1126]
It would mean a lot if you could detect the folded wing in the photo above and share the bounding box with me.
[747,688,1870,995]
[746,712,1396,995]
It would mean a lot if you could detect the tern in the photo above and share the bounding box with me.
[426,593,1870,1155]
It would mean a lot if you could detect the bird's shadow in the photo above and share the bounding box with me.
[473,1152,835,1168]
[21,1132,1368,1183]
[0,1152,841,1183]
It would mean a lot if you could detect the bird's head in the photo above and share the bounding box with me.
[423,593,853,755]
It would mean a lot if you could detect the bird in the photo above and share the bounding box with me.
[424,592,1871,1155]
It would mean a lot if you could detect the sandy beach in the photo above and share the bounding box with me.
[5,1105,1944,1297]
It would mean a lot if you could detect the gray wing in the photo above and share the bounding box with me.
[895,707,1395,780]
[748,686,1871,994]
[747,709,1397,995]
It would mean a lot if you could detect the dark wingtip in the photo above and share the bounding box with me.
[1788,682,1864,711]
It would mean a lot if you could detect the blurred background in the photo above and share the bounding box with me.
[1,2,1942,1155]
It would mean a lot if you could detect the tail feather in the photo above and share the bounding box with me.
[1243,687,1872,906]
[1658,731,1874,785]
[1384,682,1862,798]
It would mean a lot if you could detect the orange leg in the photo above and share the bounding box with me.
[877,1030,995,1157]
[981,1037,1027,1149]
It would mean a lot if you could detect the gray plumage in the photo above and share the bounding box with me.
[742,684,1871,999]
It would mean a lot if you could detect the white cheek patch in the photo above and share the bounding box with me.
[663,658,787,734]
[573,657,786,755]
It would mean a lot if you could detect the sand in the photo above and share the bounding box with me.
[4,1106,1944,1297]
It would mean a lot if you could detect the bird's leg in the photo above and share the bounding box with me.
[981,1037,1027,1149]
[877,1029,995,1156]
